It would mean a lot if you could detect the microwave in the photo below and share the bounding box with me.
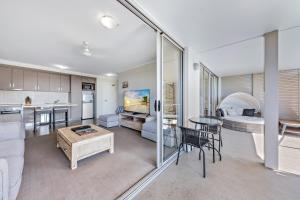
[82,83,95,91]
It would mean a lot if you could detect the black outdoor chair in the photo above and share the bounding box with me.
[194,122,222,163]
[193,116,223,162]
[176,126,210,178]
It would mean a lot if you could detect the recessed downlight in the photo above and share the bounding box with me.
[53,64,69,69]
[104,73,117,77]
[99,15,119,29]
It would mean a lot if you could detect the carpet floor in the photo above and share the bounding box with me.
[18,127,156,200]
[135,128,300,200]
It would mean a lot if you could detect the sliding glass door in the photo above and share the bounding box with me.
[200,66,219,116]
[157,35,183,163]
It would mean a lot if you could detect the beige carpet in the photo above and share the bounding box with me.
[18,127,156,200]
[135,128,300,200]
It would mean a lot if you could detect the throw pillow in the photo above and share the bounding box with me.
[242,109,255,117]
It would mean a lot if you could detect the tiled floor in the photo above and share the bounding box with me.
[135,128,300,200]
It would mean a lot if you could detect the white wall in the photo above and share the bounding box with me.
[118,62,156,115]
[184,48,200,124]
[96,76,118,117]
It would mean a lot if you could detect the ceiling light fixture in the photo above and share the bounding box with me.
[100,15,119,29]
[53,64,69,69]
[104,73,117,77]
[82,41,92,57]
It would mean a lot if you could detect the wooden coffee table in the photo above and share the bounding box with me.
[57,124,114,169]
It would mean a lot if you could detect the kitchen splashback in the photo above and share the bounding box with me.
[0,90,69,104]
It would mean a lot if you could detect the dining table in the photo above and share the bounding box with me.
[189,116,222,127]
[189,116,222,163]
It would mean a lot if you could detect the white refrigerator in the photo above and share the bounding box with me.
[82,91,94,119]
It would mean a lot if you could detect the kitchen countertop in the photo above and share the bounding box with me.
[0,104,23,107]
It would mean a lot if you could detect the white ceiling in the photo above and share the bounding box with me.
[199,37,265,77]
[199,27,300,76]
[0,0,156,75]
[131,0,300,76]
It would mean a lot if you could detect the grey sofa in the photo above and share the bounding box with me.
[0,121,25,200]
[141,119,177,147]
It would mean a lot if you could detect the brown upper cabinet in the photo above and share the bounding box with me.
[50,73,61,92]
[11,68,24,90]
[60,74,70,93]
[23,70,38,91]
[0,65,76,93]
[82,77,96,84]
[37,72,50,91]
[0,67,12,90]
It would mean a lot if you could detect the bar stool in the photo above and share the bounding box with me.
[33,107,53,133]
[53,107,69,129]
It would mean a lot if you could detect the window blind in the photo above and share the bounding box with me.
[253,73,264,116]
[279,70,299,120]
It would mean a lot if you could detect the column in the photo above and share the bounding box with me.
[264,30,279,169]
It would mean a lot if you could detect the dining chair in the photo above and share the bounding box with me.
[176,126,210,178]
[193,121,222,163]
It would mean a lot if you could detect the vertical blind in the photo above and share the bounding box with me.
[278,70,299,119]
[253,73,264,116]
[227,70,300,119]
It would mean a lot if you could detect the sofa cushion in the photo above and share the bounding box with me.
[6,156,24,200]
[0,140,24,157]
[0,121,25,141]
[98,114,119,122]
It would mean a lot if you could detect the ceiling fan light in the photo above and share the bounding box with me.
[100,15,119,29]
[82,41,92,56]
[82,48,92,56]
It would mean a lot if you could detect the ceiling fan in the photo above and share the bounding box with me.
[82,41,92,57]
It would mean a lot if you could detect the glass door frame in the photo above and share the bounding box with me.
[156,33,184,166]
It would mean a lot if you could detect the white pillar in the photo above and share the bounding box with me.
[264,30,279,169]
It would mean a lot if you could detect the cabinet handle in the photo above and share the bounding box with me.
[12,83,14,88]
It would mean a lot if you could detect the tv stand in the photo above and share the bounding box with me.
[119,112,154,131]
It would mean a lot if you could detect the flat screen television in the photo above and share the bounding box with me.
[124,89,150,114]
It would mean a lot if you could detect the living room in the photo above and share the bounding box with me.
[0,0,168,199]
[3,1,300,200]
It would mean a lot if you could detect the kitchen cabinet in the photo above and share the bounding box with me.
[50,73,61,92]
[70,75,82,121]
[0,67,12,90]
[82,77,96,84]
[37,72,50,91]
[11,68,23,90]
[24,70,38,91]
[60,74,70,92]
